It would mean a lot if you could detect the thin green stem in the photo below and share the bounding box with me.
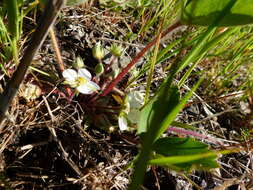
[144,28,162,104]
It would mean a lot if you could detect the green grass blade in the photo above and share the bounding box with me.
[144,32,161,103]
[5,0,20,64]
[149,149,235,166]
[174,26,216,78]
[178,28,238,87]
[149,152,217,165]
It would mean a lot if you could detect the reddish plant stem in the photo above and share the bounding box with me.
[101,21,182,97]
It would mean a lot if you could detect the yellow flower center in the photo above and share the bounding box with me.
[77,77,88,86]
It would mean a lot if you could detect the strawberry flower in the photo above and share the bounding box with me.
[63,68,100,94]
[118,91,144,131]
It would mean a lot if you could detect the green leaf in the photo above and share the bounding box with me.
[149,152,219,171]
[138,84,180,134]
[151,137,219,171]
[181,0,253,26]
[154,137,208,155]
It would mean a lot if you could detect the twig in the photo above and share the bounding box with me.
[211,175,246,190]
[182,174,203,190]
[49,28,65,72]
[151,167,160,190]
[43,96,83,176]
[0,0,66,124]
[185,91,245,108]
[49,28,73,98]
[189,108,237,125]
[43,96,56,121]
[0,132,14,154]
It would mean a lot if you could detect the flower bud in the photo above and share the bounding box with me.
[110,43,123,57]
[92,42,105,60]
[73,56,84,69]
[95,62,104,75]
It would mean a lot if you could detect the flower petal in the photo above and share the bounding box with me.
[86,80,100,91]
[128,109,141,124]
[78,68,92,80]
[76,80,99,94]
[77,85,94,94]
[63,69,77,81]
[128,91,144,109]
[118,116,128,131]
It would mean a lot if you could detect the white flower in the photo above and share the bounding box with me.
[63,68,100,94]
[118,91,144,131]
[118,115,128,131]
[128,91,144,109]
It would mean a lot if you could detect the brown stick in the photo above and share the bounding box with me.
[49,28,72,97]
[0,0,66,124]
[49,28,65,72]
